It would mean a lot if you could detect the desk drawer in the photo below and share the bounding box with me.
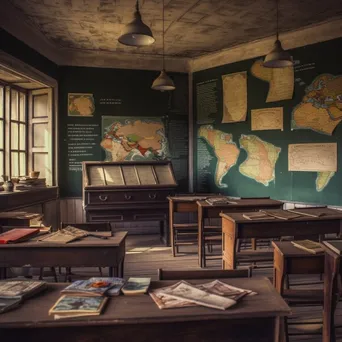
[87,190,171,204]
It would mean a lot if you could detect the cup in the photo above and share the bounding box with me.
[30,171,40,178]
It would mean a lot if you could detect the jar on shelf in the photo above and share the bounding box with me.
[1,175,14,192]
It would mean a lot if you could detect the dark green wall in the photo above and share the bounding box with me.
[0,29,59,79]
[59,66,189,197]
[193,38,342,206]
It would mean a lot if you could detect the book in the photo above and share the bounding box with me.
[0,228,40,244]
[0,297,22,314]
[0,212,43,227]
[61,277,125,297]
[291,240,324,254]
[149,280,254,310]
[323,240,342,255]
[260,209,301,220]
[0,280,47,299]
[121,277,151,295]
[49,295,108,319]
[38,226,89,243]
[242,212,275,220]
[287,208,341,218]
[157,281,237,310]
[206,197,238,205]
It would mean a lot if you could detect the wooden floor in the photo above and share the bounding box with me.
[13,234,342,342]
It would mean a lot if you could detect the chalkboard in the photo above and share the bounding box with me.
[193,38,342,206]
[58,66,188,197]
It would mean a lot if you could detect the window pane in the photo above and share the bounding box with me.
[11,122,19,149]
[0,151,3,176]
[0,87,3,118]
[11,152,19,177]
[19,152,26,176]
[19,123,26,150]
[20,93,26,122]
[11,90,18,120]
[0,120,3,149]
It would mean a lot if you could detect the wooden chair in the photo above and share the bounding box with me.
[158,267,251,280]
[60,222,112,282]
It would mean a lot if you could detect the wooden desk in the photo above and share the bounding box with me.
[221,209,342,270]
[0,232,127,279]
[197,199,283,267]
[0,277,290,342]
[322,241,342,342]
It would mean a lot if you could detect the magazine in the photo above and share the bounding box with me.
[196,280,256,297]
[0,280,47,299]
[121,277,151,295]
[61,277,125,297]
[157,281,237,310]
[49,295,108,319]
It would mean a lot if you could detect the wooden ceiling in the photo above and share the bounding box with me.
[8,0,342,58]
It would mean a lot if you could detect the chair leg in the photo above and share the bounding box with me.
[39,268,44,280]
[98,267,103,276]
[51,267,58,283]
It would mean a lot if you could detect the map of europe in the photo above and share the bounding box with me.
[239,135,281,186]
[101,117,169,161]
[292,74,342,135]
[198,125,240,188]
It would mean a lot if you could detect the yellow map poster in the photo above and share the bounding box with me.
[251,107,283,131]
[198,125,240,188]
[288,143,337,172]
[292,74,342,135]
[222,72,247,123]
[251,60,294,102]
[239,135,281,186]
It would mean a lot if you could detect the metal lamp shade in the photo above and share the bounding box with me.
[151,70,175,91]
[118,6,155,47]
[263,39,293,68]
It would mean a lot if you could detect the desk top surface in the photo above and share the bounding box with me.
[220,208,342,224]
[0,277,290,328]
[197,198,283,208]
[0,231,127,249]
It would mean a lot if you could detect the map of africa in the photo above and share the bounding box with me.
[292,74,342,135]
[101,117,169,161]
[68,93,95,116]
[198,125,240,188]
[239,135,281,186]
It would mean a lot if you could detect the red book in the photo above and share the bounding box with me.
[0,228,40,244]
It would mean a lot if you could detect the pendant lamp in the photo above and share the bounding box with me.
[151,0,175,91]
[118,1,155,47]
[263,0,293,68]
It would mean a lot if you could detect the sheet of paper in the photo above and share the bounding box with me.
[288,143,337,172]
[154,165,175,185]
[251,59,294,102]
[251,107,283,131]
[88,166,105,186]
[103,166,124,185]
[121,165,139,185]
[222,71,247,123]
[135,165,156,185]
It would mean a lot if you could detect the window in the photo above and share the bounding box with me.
[9,88,27,177]
[0,86,4,177]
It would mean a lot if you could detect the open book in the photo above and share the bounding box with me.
[153,281,250,310]
[260,209,301,220]
[206,197,238,205]
[242,212,275,220]
[291,240,324,254]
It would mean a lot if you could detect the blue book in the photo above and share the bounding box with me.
[61,277,125,297]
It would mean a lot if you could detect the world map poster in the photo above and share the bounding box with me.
[101,116,170,162]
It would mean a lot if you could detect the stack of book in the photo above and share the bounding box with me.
[149,280,256,310]
[0,280,47,313]
[121,277,151,295]
[0,212,43,227]
[15,177,46,190]
[49,277,126,320]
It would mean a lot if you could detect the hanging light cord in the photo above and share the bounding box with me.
[162,0,165,70]
[276,0,279,40]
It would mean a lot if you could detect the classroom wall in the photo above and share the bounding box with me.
[58,66,189,198]
[0,29,59,80]
[193,38,342,206]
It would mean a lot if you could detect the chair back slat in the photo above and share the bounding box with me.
[158,268,251,280]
